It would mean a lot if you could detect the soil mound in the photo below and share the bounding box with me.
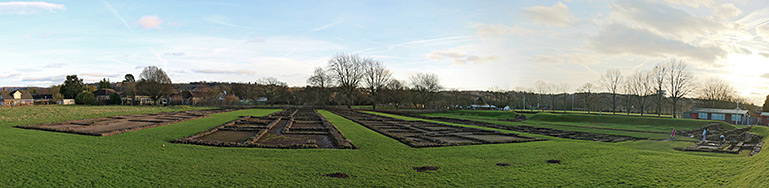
[413,166,440,172]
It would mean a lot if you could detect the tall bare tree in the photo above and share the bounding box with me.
[362,59,392,110]
[627,70,655,116]
[258,77,288,107]
[534,80,551,111]
[307,67,335,106]
[698,78,735,102]
[136,66,172,105]
[651,64,667,116]
[410,73,442,108]
[666,59,694,118]
[601,69,623,114]
[577,83,596,113]
[327,53,365,108]
[383,79,407,111]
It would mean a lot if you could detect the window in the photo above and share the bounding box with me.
[732,115,742,121]
[711,113,725,120]
[698,113,708,119]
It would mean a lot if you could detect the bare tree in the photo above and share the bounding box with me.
[257,77,288,107]
[534,80,551,111]
[362,59,392,110]
[383,79,407,111]
[651,64,667,116]
[601,69,623,114]
[410,73,442,108]
[698,78,735,102]
[327,53,365,108]
[136,66,173,105]
[577,83,596,113]
[666,59,694,118]
[627,70,655,116]
[307,67,335,106]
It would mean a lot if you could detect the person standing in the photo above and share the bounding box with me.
[702,129,707,142]
[671,128,676,140]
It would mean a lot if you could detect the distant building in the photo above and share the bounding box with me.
[0,90,34,106]
[32,94,55,105]
[93,89,118,101]
[58,99,75,105]
[690,108,749,125]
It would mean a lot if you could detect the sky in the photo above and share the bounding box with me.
[2,0,769,103]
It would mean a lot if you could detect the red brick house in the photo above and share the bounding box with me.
[0,90,34,106]
[691,108,749,125]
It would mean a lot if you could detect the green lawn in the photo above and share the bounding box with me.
[418,111,737,141]
[0,106,767,186]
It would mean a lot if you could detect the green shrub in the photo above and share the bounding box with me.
[75,92,96,105]
[108,93,122,105]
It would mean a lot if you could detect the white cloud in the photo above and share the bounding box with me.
[0,73,22,79]
[139,15,162,29]
[43,63,65,68]
[589,23,726,63]
[608,0,726,41]
[523,2,577,27]
[0,1,65,14]
[712,3,742,19]
[426,46,498,65]
[192,69,255,75]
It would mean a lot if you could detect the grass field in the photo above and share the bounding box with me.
[1,106,767,186]
[418,110,737,141]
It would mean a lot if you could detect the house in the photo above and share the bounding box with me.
[58,99,75,105]
[759,112,769,126]
[169,91,200,105]
[691,108,750,125]
[93,89,118,101]
[32,94,55,105]
[0,90,34,106]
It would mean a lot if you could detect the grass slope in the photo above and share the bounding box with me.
[0,106,766,187]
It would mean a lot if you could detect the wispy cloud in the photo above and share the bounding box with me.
[311,18,346,32]
[0,73,22,79]
[192,69,255,75]
[22,75,64,82]
[204,15,255,30]
[81,73,120,77]
[101,0,130,29]
[44,63,66,68]
[0,1,65,15]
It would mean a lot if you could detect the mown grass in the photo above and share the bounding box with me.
[0,106,766,187]
[419,111,736,141]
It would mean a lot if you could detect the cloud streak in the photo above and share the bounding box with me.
[101,0,131,29]
[311,18,346,32]
[0,1,65,14]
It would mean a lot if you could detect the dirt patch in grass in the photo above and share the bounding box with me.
[172,109,356,149]
[546,160,561,164]
[15,109,232,136]
[413,166,440,172]
[323,173,349,178]
[329,110,545,148]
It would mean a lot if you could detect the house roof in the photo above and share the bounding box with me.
[761,112,769,117]
[691,108,748,115]
[92,89,117,96]
[0,90,33,100]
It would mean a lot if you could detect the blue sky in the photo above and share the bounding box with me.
[3,0,769,103]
